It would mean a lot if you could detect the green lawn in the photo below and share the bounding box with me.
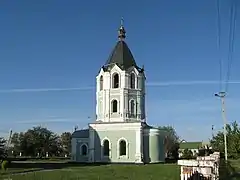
[0,168,42,175]
[229,159,240,172]
[218,159,240,180]
[0,164,180,180]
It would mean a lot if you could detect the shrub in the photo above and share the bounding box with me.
[181,149,194,159]
[1,160,9,171]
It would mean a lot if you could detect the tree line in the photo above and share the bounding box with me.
[1,122,239,161]
[210,120,240,159]
[0,125,181,161]
[159,121,240,160]
[162,121,240,160]
[1,126,72,159]
[1,122,237,161]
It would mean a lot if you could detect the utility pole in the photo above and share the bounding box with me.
[215,91,228,162]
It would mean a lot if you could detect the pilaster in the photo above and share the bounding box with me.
[135,126,143,164]
[88,128,95,162]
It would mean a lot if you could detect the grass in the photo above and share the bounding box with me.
[0,164,180,180]
[219,159,240,180]
[0,168,41,175]
[229,159,240,172]
[2,158,240,180]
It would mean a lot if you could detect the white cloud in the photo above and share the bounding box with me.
[147,80,240,87]
[15,117,80,124]
[0,87,94,93]
[0,80,239,93]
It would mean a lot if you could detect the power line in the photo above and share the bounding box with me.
[215,0,238,162]
[216,0,223,91]
[225,0,237,92]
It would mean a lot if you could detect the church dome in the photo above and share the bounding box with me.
[105,40,137,70]
[103,19,143,72]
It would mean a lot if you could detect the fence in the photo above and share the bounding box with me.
[177,152,220,180]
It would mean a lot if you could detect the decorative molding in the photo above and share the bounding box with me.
[117,137,129,159]
[80,143,88,156]
[89,122,142,131]
[143,128,160,136]
[101,137,112,158]
[126,66,140,76]
[128,99,136,115]
[110,64,123,73]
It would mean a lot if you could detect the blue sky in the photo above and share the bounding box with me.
[0,0,239,141]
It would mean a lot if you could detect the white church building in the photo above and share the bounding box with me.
[71,21,166,164]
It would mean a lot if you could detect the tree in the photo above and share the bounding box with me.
[158,126,180,159]
[10,132,21,156]
[29,126,61,157]
[0,137,7,162]
[181,148,193,159]
[11,126,61,157]
[60,132,72,156]
[210,121,240,159]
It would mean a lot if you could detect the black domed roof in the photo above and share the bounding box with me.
[102,22,144,73]
[105,40,137,70]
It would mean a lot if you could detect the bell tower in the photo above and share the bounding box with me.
[96,19,146,123]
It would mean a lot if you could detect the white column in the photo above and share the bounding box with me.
[136,91,141,121]
[135,127,143,163]
[105,73,110,122]
[107,89,110,122]
[120,89,124,121]
[96,92,98,120]
[124,93,128,121]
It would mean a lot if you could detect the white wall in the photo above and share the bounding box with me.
[95,64,146,123]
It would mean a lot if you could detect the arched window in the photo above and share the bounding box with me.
[81,144,88,156]
[103,140,110,156]
[113,73,119,88]
[119,140,126,156]
[130,100,135,115]
[112,100,118,113]
[130,73,135,89]
[100,76,103,90]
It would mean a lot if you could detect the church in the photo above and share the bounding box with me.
[71,21,166,164]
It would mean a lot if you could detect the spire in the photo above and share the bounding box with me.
[118,18,126,41]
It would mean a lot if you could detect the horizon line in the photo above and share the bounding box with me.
[0,80,238,93]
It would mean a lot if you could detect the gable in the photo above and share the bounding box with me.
[110,64,123,74]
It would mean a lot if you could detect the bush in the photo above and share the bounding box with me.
[1,160,9,171]
[181,149,194,159]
